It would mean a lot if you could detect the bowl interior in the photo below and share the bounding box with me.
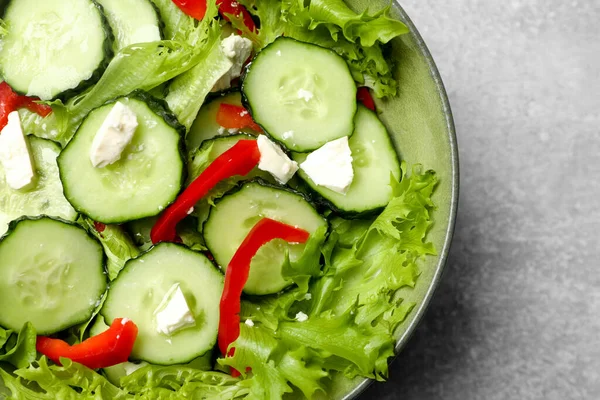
[327,0,459,398]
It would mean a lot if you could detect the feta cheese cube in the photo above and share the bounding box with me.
[295,312,308,322]
[245,319,254,327]
[89,101,138,168]
[257,135,298,184]
[299,137,354,194]
[212,34,253,92]
[0,111,35,190]
[154,283,196,336]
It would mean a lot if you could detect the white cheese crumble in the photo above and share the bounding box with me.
[245,319,255,327]
[297,88,314,102]
[154,283,196,336]
[295,312,308,322]
[257,135,298,184]
[89,102,138,168]
[0,111,35,190]
[212,34,253,92]
[299,137,354,194]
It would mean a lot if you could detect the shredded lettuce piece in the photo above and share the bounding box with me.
[219,164,437,392]
[0,323,36,369]
[78,217,141,281]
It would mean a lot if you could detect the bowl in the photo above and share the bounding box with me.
[329,0,459,398]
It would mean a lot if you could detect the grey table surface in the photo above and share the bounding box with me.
[365,1,600,399]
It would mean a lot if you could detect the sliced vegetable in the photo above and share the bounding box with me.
[58,93,185,224]
[101,243,223,365]
[37,318,138,369]
[203,180,328,295]
[0,137,77,236]
[218,218,309,358]
[216,103,262,132]
[97,0,163,52]
[0,0,113,100]
[151,139,261,243]
[293,105,401,217]
[217,0,257,33]
[356,87,376,111]
[171,0,208,20]
[0,217,106,334]
[0,82,52,129]
[242,37,357,152]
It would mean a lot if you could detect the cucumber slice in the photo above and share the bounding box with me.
[0,0,113,100]
[242,37,357,152]
[293,106,401,217]
[58,92,185,224]
[0,137,77,236]
[101,243,223,365]
[0,217,106,334]
[186,91,257,152]
[97,0,162,52]
[203,181,327,295]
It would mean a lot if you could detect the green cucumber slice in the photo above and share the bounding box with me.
[242,37,357,152]
[0,0,113,100]
[203,180,328,295]
[101,243,223,365]
[293,105,401,217]
[0,137,77,236]
[97,0,162,52]
[58,93,185,224]
[0,217,106,334]
[186,91,257,152]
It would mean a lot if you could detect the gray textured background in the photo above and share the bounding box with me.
[367,1,600,399]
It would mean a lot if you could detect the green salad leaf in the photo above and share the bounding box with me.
[78,217,141,281]
[121,364,249,399]
[219,164,437,392]
[0,323,36,369]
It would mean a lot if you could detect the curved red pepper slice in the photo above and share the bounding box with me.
[356,87,376,112]
[216,103,262,132]
[36,318,138,369]
[151,139,261,244]
[218,218,310,373]
[0,82,52,130]
[217,0,256,32]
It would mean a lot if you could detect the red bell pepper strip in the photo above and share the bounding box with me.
[0,82,53,130]
[171,0,208,20]
[36,318,138,369]
[356,87,376,112]
[216,0,256,32]
[218,218,310,363]
[216,103,262,132]
[151,139,261,244]
[171,0,255,32]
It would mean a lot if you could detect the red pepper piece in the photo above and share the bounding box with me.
[356,87,376,112]
[218,218,310,365]
[217,0,256,32]
[93,221,106,234]
[151,139,261,244]
[171,0,208,20]
[0,82,53,130]
[216,103,262,132]
[36,318,138,369]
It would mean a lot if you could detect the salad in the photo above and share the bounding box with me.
[0,0,438,398]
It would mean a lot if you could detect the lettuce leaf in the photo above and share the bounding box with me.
[0,323,36,369]
[220,164,437,392]
[78,217,141,281]
[121,364,249,399]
